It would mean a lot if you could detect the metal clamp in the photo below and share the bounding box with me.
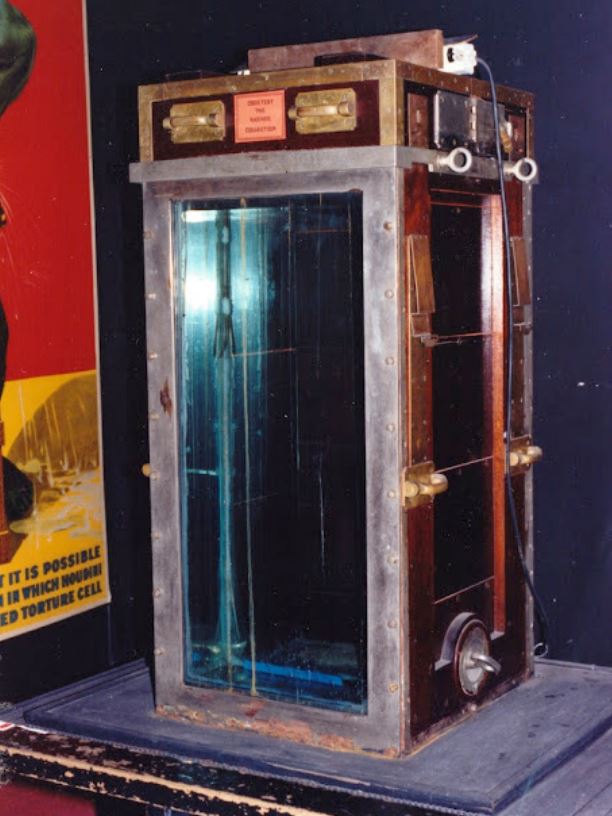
[509,443,543,470]
[402,462,448,509]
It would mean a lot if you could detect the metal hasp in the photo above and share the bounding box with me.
[131,31,540,757]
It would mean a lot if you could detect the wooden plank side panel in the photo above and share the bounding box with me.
[482,195,507,632]
[404,165,434,739]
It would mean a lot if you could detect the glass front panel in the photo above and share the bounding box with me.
[175,193,366,712]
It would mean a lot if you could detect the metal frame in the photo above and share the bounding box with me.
[522,183,536,668]
[130,145,536,754]
[133,148,412,753]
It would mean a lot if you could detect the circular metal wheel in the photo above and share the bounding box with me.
[452,617,500,698]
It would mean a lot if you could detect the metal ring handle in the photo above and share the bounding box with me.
[507,157,538,183]
[438,146,473,174]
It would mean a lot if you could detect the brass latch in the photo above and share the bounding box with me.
[402,461,448,509]
[508,437,543,472]
[288,88,357,134]
[162,100,226,143]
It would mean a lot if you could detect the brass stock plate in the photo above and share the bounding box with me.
[162,100,226,144]
[288,87,357,134]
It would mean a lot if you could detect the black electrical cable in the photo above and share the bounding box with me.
[477,57,550,658]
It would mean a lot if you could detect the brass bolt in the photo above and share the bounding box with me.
[383,221,394,231]
[388,682,399,693]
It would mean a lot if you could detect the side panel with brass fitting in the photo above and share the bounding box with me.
[403,162,536,745]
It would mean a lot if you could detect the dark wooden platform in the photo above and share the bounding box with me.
[0,660,610,815]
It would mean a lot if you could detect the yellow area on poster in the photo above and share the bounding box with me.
[0,370,109,640]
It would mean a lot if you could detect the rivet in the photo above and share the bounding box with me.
[148,352,158,360]
[153,588,162,599]
[385,356,395,366]
[149,411,160,421]
[384,289,395,299]
[387,554,399,566]
[388,619,398,629]
[151,531,161,541]
[141,463,152,478]
[146,292,157,300]
[388,682,399,693]
[386,422,396,432]
[143,230,153,240]
[383,221,393,231]
[387,489,397,499]
[153,647,165,657]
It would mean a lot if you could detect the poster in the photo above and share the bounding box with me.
[0,0,109,640]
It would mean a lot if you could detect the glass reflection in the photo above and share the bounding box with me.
[175,193,366,711]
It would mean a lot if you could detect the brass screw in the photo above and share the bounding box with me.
[383,221,393,231]
[388,682,399,693]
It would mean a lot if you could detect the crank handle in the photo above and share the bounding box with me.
[469,653,502,675]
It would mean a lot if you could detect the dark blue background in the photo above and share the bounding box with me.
[3,0,609,699]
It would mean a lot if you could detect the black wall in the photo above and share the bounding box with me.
[4,0,610,701]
